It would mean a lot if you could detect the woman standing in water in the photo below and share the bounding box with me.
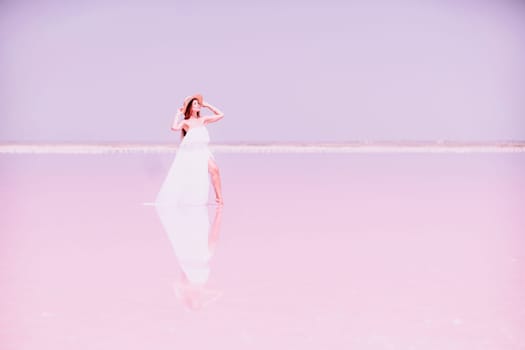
[156,93,224,206]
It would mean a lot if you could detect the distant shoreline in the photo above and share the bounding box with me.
[1,142,524,154]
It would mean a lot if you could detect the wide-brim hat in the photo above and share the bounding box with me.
[181,93,203,113]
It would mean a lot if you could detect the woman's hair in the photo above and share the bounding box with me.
[181,98,201,138]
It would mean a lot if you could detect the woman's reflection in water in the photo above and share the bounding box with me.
[155,204,223,311]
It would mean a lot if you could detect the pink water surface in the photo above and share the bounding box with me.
[1,153,524,349]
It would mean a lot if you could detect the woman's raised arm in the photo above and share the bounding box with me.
[171,108,185,131]
[202,102,224,125]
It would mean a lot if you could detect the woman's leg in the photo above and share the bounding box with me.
[208,158,223,205]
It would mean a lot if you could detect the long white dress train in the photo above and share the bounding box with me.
[155,126,214,206]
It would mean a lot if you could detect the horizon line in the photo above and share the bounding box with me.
[1,142,524,154]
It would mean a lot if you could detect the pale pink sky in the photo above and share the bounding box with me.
[1,0,524,143]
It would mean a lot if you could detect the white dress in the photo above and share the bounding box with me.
[155,126,214,206]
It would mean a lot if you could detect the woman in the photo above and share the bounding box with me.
[156,93,224,206]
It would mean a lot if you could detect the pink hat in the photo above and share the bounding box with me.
[181,93,203,113]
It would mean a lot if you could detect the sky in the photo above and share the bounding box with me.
[1,0,524,143]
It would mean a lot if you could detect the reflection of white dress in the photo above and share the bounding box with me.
[156,126,214,206]
[155,204,212,284]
